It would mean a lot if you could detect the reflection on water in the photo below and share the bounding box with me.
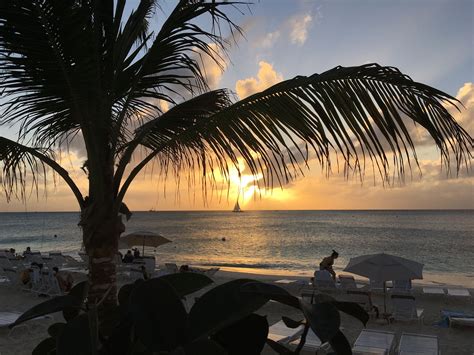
[0,210,472,286]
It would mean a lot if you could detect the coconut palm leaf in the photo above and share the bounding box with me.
[116,64,472,202]
[0,137,83,204]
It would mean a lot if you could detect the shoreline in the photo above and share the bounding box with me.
[197,265,474,288]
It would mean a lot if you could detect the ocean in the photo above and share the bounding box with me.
[0,210,472,286]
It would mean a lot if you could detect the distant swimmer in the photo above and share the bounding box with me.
[221,237,226,241]
[54,234,58,238]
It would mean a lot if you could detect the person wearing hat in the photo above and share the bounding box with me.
[319,250,339,280]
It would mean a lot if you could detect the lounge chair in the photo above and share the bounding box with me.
[49,252,68,267]
[369,279,386,292]
[1,268,22,289]
[397,332,439,355]
[267,320,304,343]
[339,275,358,290]
[446,288,470,297]
[449,316,474,328]
[141,255,156,274]
[352,329,396,354]
[391,280,412,293]
[313,270,337,289]
[165,263,179,274]
[0,255,14,269]
[423,287,445,295]
[391,295,424,324]
[345,290,378,317]
[289,329,322,351]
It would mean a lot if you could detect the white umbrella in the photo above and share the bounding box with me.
[120,231,171,255]
[343,253,424,312]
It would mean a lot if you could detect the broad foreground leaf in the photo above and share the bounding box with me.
[189,279,269,340]
[129,277,188,351]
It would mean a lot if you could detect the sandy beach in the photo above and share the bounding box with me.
[0,267,472,355]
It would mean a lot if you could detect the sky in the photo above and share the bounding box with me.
[0,0,472,212]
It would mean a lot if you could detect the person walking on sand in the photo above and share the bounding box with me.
[319,250,339,280]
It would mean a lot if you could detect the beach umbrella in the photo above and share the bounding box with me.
[343,253,424,313]
[120,231,171,255]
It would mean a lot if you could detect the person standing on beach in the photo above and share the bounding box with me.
[319,250,339,280]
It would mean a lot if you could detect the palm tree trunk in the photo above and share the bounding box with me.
[82,212,125,305]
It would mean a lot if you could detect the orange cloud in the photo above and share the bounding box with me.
[289,14,313,45]
[235,61,283,99]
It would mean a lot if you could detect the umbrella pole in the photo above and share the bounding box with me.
[142,240,145,256]
[383,281,387,314]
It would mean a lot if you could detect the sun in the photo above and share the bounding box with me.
[228,160,263,205]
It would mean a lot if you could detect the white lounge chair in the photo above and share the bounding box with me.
[422,287,445,295]
[49,252,68,267]
[345,290,378,316]
[141,255,156,274]
[0,255,14,269]
[392,280,412,293]
[446,288,470,297]
[289,329,322,351]
[352,329,396,355]
[369,279,386,292]
[397,332,439,355]
[391,295,424,324]
[165,263,179,274]
[314,270,337,289]
[267,320,304,344]
[2,268,22,289]
[339,275,358,290]
[449,316,474,328]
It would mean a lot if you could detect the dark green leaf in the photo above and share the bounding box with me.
[32,337,56,355]
[158,272,213,297]
[240,281,300,309]
[333,301,369,326]
[282,316,304,329]
[328,330,351,355]
[117,283,136,309]
[67,281,89,301]
[265,339,293,354]
[212,314,268,355]
[11,295,82,328]
[299,301,340,343]
[47,323,66,338]
[183,339,227,355]
[189,279,269,341]
[62,281,88,322]
[56,313,92,355]
[129,277,188,351]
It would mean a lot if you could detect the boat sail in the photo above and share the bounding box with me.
[232,200,242,213]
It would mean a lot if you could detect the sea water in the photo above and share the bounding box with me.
[0,210,472,286]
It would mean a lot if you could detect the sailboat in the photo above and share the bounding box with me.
[232,200,242,213]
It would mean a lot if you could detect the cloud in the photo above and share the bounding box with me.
[235,61,284,99]
[450,82,474,135]
[198,43,227,90]
[289,14,313,45]
[261,31,281,48]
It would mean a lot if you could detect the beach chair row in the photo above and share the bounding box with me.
[312,272,471,298]
[0,251,80,270]
[0,266,62,297]
[269,320,440,354]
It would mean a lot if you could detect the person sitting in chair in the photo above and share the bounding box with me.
[319,250,339,281]
[123,250,134,263]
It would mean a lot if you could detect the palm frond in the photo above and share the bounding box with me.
[0,137,84,205]
[116,64,472,204]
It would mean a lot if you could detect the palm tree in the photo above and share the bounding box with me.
[0,0,471,305]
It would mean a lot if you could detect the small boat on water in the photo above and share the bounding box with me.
[232,201,242,213]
